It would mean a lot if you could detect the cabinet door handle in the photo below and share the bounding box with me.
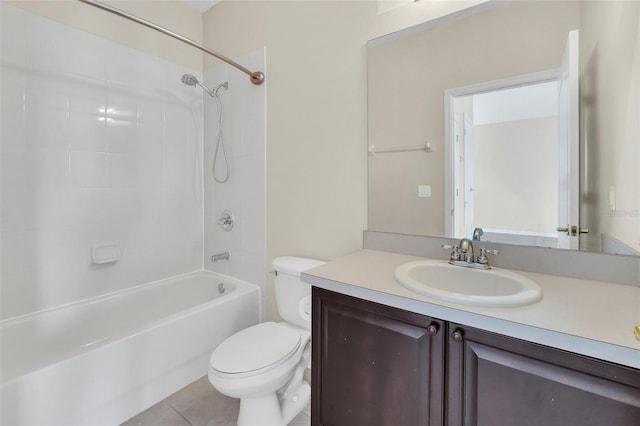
[452,330,464,342]
[427,324,439,336]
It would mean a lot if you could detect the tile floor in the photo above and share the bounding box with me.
[121,376,311,426]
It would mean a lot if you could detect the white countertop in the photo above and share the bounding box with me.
[302,249,640,369]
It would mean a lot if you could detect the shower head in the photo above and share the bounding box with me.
[181,73,214,96]
[181,74,228,97]
[181,74,199,87]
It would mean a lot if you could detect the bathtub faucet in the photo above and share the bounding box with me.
[211,251,230,262]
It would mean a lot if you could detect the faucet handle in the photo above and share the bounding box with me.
[442,244,461,261]
[477,248,499,265]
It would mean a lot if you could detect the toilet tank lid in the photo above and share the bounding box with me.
[272,256,326,276]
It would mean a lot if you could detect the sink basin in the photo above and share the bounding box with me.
[394,260,542,308]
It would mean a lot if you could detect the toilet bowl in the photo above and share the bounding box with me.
[209,322,311,426]
[208,256,324,426]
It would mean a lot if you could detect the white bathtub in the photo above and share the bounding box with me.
[0,270,260,426]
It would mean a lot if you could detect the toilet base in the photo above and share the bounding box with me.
[237,381,310,426]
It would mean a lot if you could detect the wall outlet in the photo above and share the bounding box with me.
[609,186,616,211]
[418,185,431,198]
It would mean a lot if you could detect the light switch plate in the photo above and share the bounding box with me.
[418,185,431,198]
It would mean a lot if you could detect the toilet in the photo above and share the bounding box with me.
[208,256,325,426]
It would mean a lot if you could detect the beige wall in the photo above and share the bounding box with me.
[202,0,483,320]
[4,0,203,69]
[368,0,580,237]
[474,117,558,234]
[580,0,640,254]
[203,1,371,321]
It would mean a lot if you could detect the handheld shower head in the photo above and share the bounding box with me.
[181,74,230,183]
[181,74,199,87]
[181,73,216,96]
[181,74,229,98]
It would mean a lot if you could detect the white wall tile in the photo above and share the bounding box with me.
[33,189,72,231]
[1,4,204,319]
[69,111,107,152]
[1,187,37,232]
[0,4,277,320]
[1,231,28,280]
[105,46,140,87]
[106,153,138,188]
[25,14,72,75]
[237,251,266,291]
[237,154,266,190]
[0,3,26,65]
[70,151,106,188]
[25,72,70,111]
[203,48,266,316]
[26,105,69,151]
[68,33,108,81]
[242,190,266,255]
[138,98,165,125]
[0,274,33,319]
[106,118,138,154]
[66,189,109,231]
[1,144,34,192]
[68,78,107,113]
[25,225,72,275]
[0,66,26,117]
[136,151,164,188]
[34,148,70,189]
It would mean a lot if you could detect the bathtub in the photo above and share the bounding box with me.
[0,270,260,426]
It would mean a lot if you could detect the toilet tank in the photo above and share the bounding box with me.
[272,256,326,329]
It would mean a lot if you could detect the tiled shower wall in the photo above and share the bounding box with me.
[0,4,204,319]
[203,49,266,318]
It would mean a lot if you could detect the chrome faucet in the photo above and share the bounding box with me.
[442,238,499,270]
[459,238,475,263]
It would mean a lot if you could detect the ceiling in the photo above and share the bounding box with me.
[180,0,220,13]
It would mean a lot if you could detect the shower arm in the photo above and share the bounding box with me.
[78,0,265,85]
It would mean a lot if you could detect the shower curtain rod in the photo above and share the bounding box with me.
[78,0,265,85]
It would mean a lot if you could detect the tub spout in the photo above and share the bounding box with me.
[211,251,230,262]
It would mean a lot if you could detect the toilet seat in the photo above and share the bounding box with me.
[210,322,303,378]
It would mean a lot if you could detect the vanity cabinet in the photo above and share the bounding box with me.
[312,288,640,426]
[311,287,445,426]
[447,323,640,426]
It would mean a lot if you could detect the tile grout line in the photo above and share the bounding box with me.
[168,401,195,426]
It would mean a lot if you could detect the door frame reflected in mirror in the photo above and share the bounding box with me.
[444,69,562,244]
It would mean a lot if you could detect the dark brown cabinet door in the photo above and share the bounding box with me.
[447,323,640,426]
[312,287,445,426]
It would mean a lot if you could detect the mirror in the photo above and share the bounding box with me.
[367,0,639,255]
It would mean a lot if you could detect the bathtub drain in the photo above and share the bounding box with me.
[218,283,226,294]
